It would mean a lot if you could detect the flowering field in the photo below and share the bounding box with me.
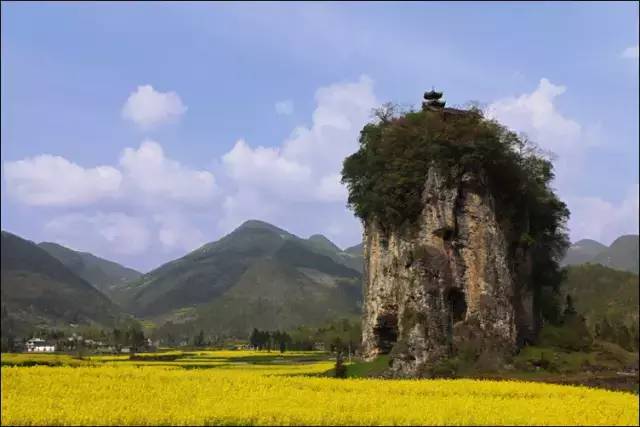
[1,351,638,426]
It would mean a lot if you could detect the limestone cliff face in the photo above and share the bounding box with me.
[361,166,535,377]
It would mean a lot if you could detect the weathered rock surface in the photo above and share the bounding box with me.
[361,166,536,377]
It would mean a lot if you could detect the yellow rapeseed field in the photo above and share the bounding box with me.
[1,351,638,426]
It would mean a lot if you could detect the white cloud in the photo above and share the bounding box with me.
[120,140,216,205]
[566,185,639,244]
[154,213,206,252]
[45,213,151,256]
[217,189,279,234]
[282,76,376,167]
[218,75,377,230]
[44,210,209,260]
[222,139,311,200]
[622,45,639,59]
[484,78,599,193]
[122,85,187,129]
[3,141,215,208]
[316,173,347,202]
[3,155,121,206]
[5,140,217,261]
[222,76,376,197]
[275,99,294,115]
[486,78,582,153]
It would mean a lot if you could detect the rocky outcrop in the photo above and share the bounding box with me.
[361,166,535,377]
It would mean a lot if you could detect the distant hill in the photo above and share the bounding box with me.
[563,263,639,332]
[118,220,363,336]
[561,235,638,274]
[1,231,125,335]
[345,243,364,256]
[304,234,363,274]
[591,235,639,274]
[562,239,607,266]
[307,234,342,254]
[38,242,142,299]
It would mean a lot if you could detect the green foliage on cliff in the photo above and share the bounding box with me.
[341,102,570,318]
[341,104,567,235]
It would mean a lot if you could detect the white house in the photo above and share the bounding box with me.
[25,338,56,353]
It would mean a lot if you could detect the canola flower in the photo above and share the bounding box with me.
[1,352,638,426]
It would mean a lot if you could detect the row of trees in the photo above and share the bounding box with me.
[249,329,292,352]
[246,319,361,354]
[288,318,361,354]
[111,326,147,352]
[191,330,229,348]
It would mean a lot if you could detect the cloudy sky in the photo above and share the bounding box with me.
[1,2,638,271]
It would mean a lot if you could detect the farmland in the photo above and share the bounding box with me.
[1,350,638,426]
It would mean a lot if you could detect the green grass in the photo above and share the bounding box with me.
[513,341,638,373]
[345,355,391,378]
[513,346,594,373]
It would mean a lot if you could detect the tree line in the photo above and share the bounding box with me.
[249,329,292,352]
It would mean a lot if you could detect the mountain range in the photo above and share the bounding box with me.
[1,221,364,337]
[1,222,636,339]
[562,235,639,274]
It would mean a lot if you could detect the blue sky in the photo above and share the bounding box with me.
[1,2,638,271]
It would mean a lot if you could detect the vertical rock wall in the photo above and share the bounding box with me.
[361,167,535,377]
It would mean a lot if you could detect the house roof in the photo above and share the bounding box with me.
[27,338,56,346]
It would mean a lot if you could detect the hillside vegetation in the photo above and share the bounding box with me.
[39,242,142,298]
[563,264,639,350]
[562,239,608,266]
[592,235,639,274]
[116,220,362,337]
[1,232,126,335]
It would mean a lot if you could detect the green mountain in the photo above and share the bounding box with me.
[307,234,342,254]
[1,231,125,335]
[592,235,639,274]
[304,234,363,274]
[562,239,607,266]
[38,242,142,298]
[119,220,362,335]
[345,243,364,256]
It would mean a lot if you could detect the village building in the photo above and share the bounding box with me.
[25,338,56,353]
